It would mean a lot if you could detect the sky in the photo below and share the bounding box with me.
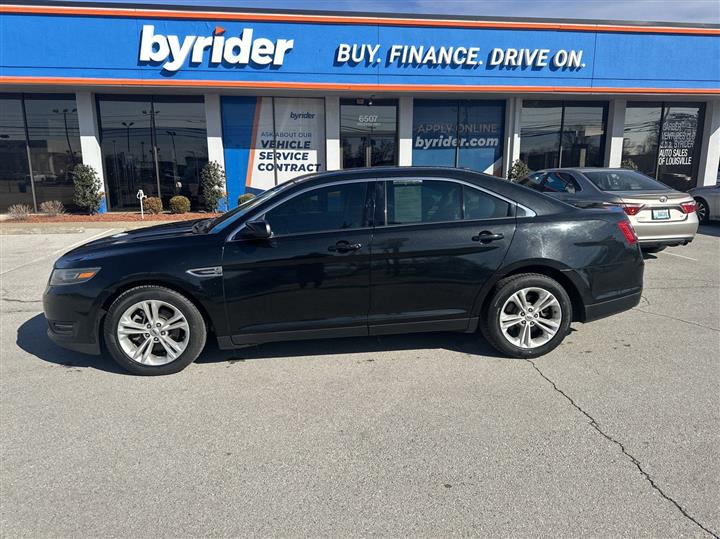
[49,0,720,25]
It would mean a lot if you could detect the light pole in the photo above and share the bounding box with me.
[53,107,77,166]
[166,130,179,191]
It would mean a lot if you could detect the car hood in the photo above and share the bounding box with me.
[62,218,209,258]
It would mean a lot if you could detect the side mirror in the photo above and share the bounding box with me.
[241,219,272,240]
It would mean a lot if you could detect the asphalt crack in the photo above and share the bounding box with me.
[525,358,719,538]
[632,308,720,333]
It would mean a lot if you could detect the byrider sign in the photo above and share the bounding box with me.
[139,25,295,72]
[138,25,585,73]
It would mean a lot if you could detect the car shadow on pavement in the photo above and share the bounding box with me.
[18,313,506,374]
[697,224,720,237]
[197,331,506,365]
[17,314,127,374]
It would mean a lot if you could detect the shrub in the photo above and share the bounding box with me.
[72,164,103,214]
[39,200,65,216]
[201,161,227,212]
[144,196,163,214]
[238,192,256,206]
[508,159,531,181]
[169,195,191,214]
[621,159,639,171]
[7,204,33,220]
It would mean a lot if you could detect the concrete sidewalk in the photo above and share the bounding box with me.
[0,220,163,234]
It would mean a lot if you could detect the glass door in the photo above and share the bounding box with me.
[340,99,397,169]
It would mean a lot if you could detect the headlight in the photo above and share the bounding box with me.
[49,267,101,286]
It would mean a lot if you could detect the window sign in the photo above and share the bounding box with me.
[412,100,505,176]
[246,97,326,191]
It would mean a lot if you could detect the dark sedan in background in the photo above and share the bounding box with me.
[516,168,699,252]
[44,167,644,375]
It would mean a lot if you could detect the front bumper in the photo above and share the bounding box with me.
[43,285,103,356]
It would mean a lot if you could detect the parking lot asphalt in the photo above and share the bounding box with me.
[1,226,718,538]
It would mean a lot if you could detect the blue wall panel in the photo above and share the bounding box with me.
[1,12,718,90]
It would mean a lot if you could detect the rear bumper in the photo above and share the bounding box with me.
[584,291,642,323]
[631,215,698,244]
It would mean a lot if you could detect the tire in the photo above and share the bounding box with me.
[695,198,710,224]
[480,273,572,359]
[641,245,667,253]
[103,285,207,375]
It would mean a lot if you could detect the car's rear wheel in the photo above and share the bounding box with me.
[104,286,206,375]
[695,198,709,223]
[481,273,572,358]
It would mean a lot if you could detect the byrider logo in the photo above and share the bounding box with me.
[139,25,294,72]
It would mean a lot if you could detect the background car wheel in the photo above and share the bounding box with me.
[480,273,572,359]
[641,245,667,253]
[104,286,206,375]
[695,198,709,223]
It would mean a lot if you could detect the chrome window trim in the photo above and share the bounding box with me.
[228,175,535,241]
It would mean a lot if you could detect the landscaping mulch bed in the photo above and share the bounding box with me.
[2,212,221,223]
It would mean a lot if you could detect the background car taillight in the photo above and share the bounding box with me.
[680,201,696,214]
[621,203,643,216]
[618,220,638,245]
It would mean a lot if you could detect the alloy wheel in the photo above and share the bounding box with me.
[499,287,562,349]
[695,200,708,222]
[116,300,190,365]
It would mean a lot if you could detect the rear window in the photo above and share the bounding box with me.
[583,170,670,192]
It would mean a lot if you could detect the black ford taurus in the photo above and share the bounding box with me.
[43,167,643,375]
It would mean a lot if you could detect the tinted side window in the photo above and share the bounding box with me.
[464,186,511,219]
[543,171,578,193]
[518,172,545,190]
[265,182,368,236]
[387,180,462,224]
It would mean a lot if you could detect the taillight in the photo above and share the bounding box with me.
[680,201,696,214]
[618,220,637,245]
[622,203,643,216]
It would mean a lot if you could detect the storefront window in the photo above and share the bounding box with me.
[0,95,32,211]
[519,100,607,170]
[221,97,326,203]
[412,100,505,176]
[25,95,81,210]
[0,93,82,212]
[622,102,704,191]
[98,95,208,210]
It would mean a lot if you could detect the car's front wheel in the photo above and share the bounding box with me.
[481,273,572,358]
[104,286,207,375]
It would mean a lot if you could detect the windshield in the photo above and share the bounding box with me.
[583,170,670,192]
[207,181,295,232]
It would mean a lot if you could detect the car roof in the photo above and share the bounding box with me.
[536,167,631,173]
[285,166,571,216]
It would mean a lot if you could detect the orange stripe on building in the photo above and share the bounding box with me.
[1,5,719,35]
[1,76,719,95]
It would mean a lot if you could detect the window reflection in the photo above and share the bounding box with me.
[0,93,83,212]
[25,95,82,210]
[519,101,562,170]
[520,101,607,170]
[0,95,32,211]
[622,102,704,191]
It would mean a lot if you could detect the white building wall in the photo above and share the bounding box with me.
[325,97,341,170]
[604,99,627,167]
[75,91,106,202]
[697,100,720,187]
[204,94,226,171]
[398,96,413,166]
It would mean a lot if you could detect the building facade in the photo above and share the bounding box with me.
[1,2,719,212]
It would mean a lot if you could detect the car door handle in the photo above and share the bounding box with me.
[328,240,362,253]
[472,231,504,243]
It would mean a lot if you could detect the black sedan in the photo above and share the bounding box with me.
[44,167,644,375]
